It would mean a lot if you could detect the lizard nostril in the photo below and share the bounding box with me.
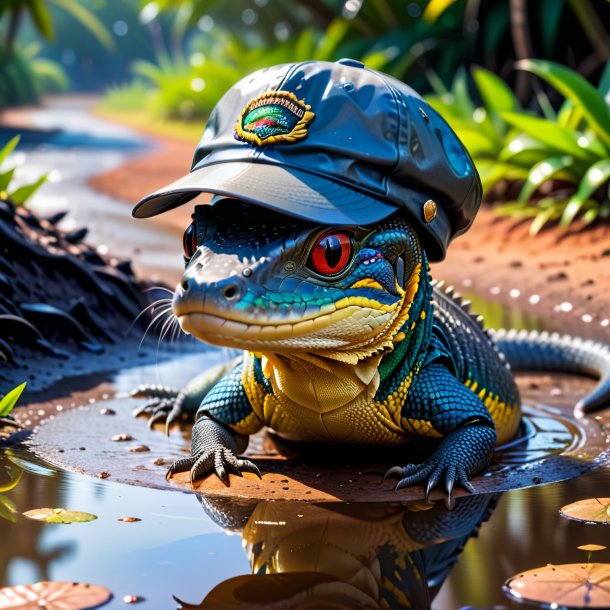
[223,285,238,300]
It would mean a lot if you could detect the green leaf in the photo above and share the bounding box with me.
[516,59,610,148]
[451,67,476,118]
[0,382,27,417]
[582,207,599,226]
[0,467,23,493]
[23,507,97,524]
[0,495,19,523]
[530,205,559,236]
[0,168,16,192]
[560,159,610,228]
[26,0,54,41]
[313,18,349,62]
[519,156,576,203]
[472,65,519,117]
[52,0,116,52]
[10,174,48,205]
[422,0,460,23]
[0,135,20,169]
[501,112,596,162]
[475,160,528,192]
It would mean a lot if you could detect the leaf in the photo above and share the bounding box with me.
[0,168,16,192]
[530,205,559,236]
[518,156,576,203]
[422,0,460,23]
[26,0,55,41]
[560,498,610,524]
[0,495,19,523]
[0,466,23,493]
[0,382,27,417]
[561,159,610,227]
[516,59,610,148]
[51,0,116,52]
[472,65,519,117]
[10,174,48,206]
[22,508,97,524]
[0,581,111,609]
[501,112,596,162]
[503,563,610,608]
[0,135,20,169]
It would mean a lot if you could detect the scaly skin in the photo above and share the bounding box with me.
[159,199,521,500]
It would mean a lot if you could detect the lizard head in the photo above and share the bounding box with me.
[173,199,428,363]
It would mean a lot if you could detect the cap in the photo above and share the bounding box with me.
[132,59,481,261]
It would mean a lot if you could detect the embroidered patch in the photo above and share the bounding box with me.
[235,90,315,146]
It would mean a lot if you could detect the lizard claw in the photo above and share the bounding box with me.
[381,465,404,483]
[167,446,261,487]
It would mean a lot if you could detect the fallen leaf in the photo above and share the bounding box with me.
[560,498,610,525]
[22,508,97,524]
[579,544,607,552]
[0,581,111,609]
[117,517,141,523]
[503,563,610,608]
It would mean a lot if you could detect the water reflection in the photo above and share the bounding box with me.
[176,493,500,609]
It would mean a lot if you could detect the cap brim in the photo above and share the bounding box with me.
[132,161,399,226]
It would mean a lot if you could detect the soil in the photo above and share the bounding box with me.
[87,128,610,343]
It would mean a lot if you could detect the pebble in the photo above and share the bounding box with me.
[112,434,133,442]
[100,408,116,416]
[128,445,150,453]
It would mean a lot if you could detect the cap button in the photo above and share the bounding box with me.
[337,58,365,68]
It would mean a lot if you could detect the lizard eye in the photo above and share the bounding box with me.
[308,231,353,275]
[183,222,197,259]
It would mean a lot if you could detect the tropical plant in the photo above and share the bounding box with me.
[426,60,610,234]
[127,19,358,120]
[0,0,113,107]
[0,136,48,206]
[146,0,610,103]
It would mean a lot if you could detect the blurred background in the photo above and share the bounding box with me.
[1,0,610,248]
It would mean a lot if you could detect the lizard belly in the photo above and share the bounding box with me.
[261,392,411,445]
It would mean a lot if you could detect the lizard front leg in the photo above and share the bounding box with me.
[384,363,496,503]
[166,359,263,486]
[131,356,242,433]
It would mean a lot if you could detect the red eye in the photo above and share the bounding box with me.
[308,232,352,275]
[183,222,197,259]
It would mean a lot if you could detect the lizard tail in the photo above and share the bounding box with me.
[489,328,610,416]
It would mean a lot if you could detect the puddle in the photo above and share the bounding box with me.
[1,103,609,608]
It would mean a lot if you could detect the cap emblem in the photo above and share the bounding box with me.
[235,90,315,146]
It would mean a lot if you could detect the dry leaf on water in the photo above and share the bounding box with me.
[504,563,610,608]
[22,508,97,524]
[560,498,610,525]
[0,581,111,609]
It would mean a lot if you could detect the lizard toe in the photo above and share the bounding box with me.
[394,463,434,491]
[190,452,214,484]
[166,456,195,481]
